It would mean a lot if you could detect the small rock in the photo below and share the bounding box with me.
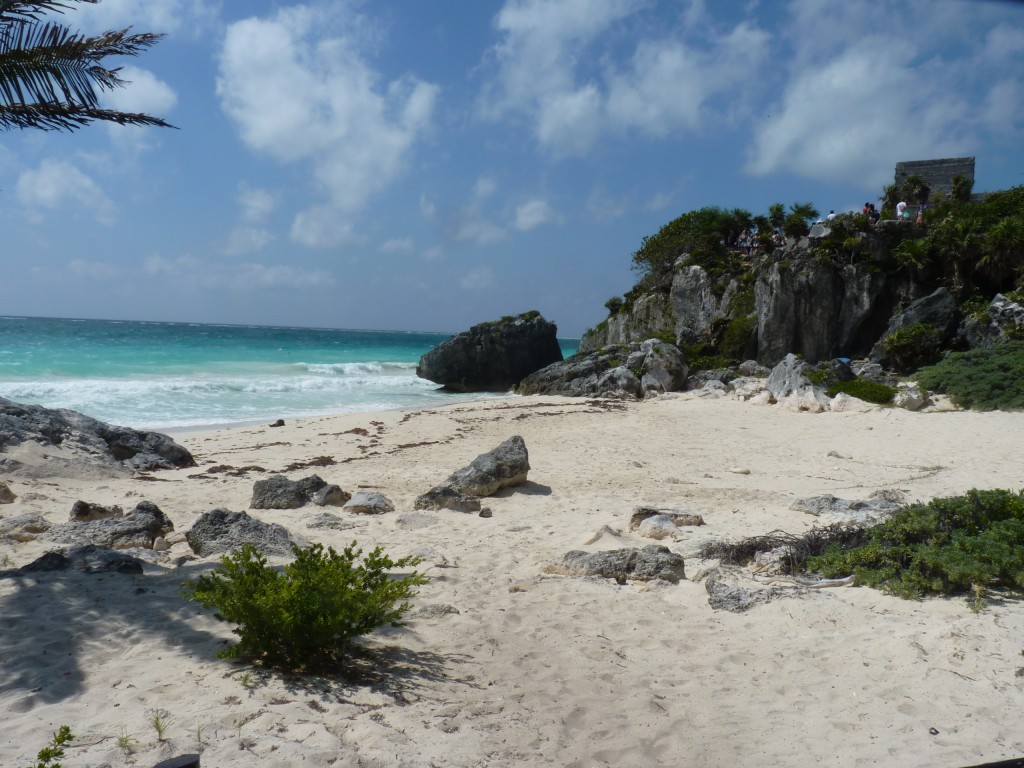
[414,485,481,513]
[478,507,493,518]
[69,500,124,522]
[548,545,686,583]
[269,419,285,427]
[0,481,16,504]
[727,467,750,475]
[343,491,395,515]
[0,512,50,541]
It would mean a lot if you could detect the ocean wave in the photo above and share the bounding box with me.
[298,361,417,375]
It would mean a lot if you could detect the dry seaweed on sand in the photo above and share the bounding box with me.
[698,524,873,575]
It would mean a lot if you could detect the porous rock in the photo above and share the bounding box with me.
[705,566,792,612]
[342,491,395,515]
[250,473,347,509]
[765,353,814,399]
[69,500,124,522]
[446,435,530,497]
[0,481,15,504]
[414,485,481,513]
[48,500,173,549]
[629,506,705,531]
[186,508,298,557]
[0,396,196,475]
[416,311,563,392]
[790,490,904,525]
[550,545,686,583]
[0,512,51,542]
[14,545,145,575]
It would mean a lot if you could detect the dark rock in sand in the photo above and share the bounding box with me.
[446,435,530,497]
[0,481,15,504]
[250,473,347,509]
[70,500,124,522]
[342,491,395,515]
[0,512,51,541]
[48,500,173,549]
[416,311,563,393]
[0,396,196,476]
[186,508,298,557]
[15,545,145,574]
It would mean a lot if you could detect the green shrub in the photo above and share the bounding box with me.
[604,296,624,315]
[29,726,74,768]
[826,379,897,405]
[808,489,1024,603]
[184,543,426,672]
[882,322,942,373]
[718,314,755,360]
[915,340,1024,410]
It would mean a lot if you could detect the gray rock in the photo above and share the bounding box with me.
[446,435,530,497]
[893,385,930,411]
[629,507,705,531]
[958,293,1024,349]
[412,604,461,619]
[635,515,680,540]
[250,474,335,509]
[737,360,770,377]
[766,354,813,398]
[416,311,563,392]
[790,491,904,525]
[343,491,395,515]
[305,513,366,531]
[705,570,789,613]
[14,545,145,575]
[869,287,958,367]
[0,481,15,504]
[69,500,124,522]
[0,512,51,541]
[0,396,196,475]
[48,501,173,549]
[311,484,350,507]
[186,508,298,557]
[414,485,482,513]
[551,545,686,583]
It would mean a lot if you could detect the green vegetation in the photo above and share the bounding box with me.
[808,489,1024,603]
[915,340,1024,410]
[882,322,942,373]
[28,726,73,768]
[184,542,426,672]
[826,379,897,405]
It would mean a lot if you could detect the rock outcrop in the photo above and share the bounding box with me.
[548,545,686,583]
[9,545,146,575]
[250,474,349,509]
[446,436,530,497]
[342,491,395,515]
[416,311,563,392]
[186,508,298,557]
[518,340,687,398]
[0,396,196,476]
[48,501,173,549]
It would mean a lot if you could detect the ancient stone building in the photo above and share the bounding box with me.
[894,156,975,199]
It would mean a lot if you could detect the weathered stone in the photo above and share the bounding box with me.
[69,500,124,522]
[305,512,366,531]
[15,545,145,575]
[446,436,530,497]
[250,474,332,509]
[705,568,789,612]
[550,545,686,583]
[670,265,741,346]
[0,512,51,541]
[0,396,196,475]
[579,292,674,353]
[635,515,680,540]
[893,385,930,411]
[311,484,350,507]
[186,508,298,557]
[869,287,958,366]
[790,491,904,525]
[394,512,437,530]
[342,491,395,515]
[629,506,705,531]
[416,311,563,392]
[414,485,482,513]
[0,481,15,504]
[737,360,771,377]
[48,501,173,549]
[765,354,813,398]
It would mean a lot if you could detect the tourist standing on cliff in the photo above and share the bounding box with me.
[896,200,908,219]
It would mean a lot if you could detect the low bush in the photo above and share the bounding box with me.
[882,322,942,373]
[826,379,898,405]
[184,542,426,672]
[914,340,1024,410]
[808,489,1024,603]
[30,726,73,768]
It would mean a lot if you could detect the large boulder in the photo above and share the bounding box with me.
[869,287,958,366]
[250,474,349,509]
[416,311,563,392]
[518,341,687,398]
[0,396,196,476]
[11,545,145,575]
[446,436,530,497]
[958,293,1024,349]
[186,508,298,557]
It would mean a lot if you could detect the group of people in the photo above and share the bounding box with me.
[860,203,882,223]
[893,200,926,225]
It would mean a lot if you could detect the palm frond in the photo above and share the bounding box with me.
[0,102,172,130]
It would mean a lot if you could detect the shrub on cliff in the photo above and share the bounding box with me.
[808,489,1024,604]
[914,341,1024,411]
[882,322,942,373]
[184,543,426,672]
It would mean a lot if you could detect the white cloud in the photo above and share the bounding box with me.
[101,65,178,148]
[72,0,219,36]
[237,184,276,224]
[459,266,496,291]
[452,212,506,245]
[474,176,498,199]
[218,5,438,247]
[144,254,334,291]
[225,184,276,255]
[421,246,444,262]
[226,227,275,256]
[16,159,117,225]
[480,0,769,154]
[514,198,554,230]
[379,238,414,254]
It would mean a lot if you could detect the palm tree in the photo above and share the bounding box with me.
[903,174,931,206]
[980,216,1024,285]
[0,0,173,131]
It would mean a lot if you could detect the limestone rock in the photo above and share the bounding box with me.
[394,512,437,530]
[342,491,395,515]
[416,311,563,392]
[766,354,813,399]
[790,491,904,525]
[629,506,705,532]
[69,500,124,522]
[0,396,196,476]
[250,474,345,509]
[15,545,145,575]
[48,500,173,549]
[446,435,530,497]
[549,545,686,583]
[305,513,366,531]
[0,512,51,542]
[705,566,793,612]
[414,485,481,513]
[0,481,15,504]
[186,508,298,557]
[869,287,958,368]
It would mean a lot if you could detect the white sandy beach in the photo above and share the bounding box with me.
[1,392,1023,768]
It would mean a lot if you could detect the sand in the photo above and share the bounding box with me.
[1,392,1023,767]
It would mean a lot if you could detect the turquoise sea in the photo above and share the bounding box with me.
[0,317,578,430]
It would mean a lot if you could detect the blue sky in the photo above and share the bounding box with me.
[1,0,1022,337]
